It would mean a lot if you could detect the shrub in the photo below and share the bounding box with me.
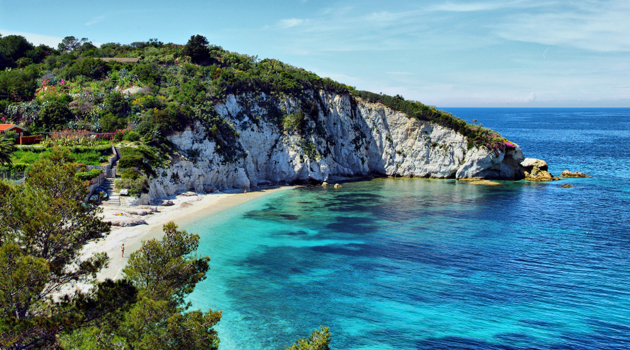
[120,168,142,180]
[283,111,306,134]
[182,35,211,65]
[123,130,141,142]
[64,57,109,79]
[101,113,127,132]
[104,91,129,117]
[37,99,73,131]
[3,130,18,140]
[115,176,148,196]
[118,146,160,176]
[0,65,39,101]
[75,168,102,181]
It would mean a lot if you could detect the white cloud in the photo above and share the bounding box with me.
[524,92,536,103]
[493,1,630,52]
[85,16,106,26]
[0,30,63,48]
[429,1,512,12]
[277,18,305,29]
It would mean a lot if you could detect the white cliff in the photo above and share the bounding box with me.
[146,91,525,200]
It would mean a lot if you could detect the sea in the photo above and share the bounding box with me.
[186,108,630,349]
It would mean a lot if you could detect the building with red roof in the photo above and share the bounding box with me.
[0,124,26,137]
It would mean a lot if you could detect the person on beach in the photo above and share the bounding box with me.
[121,244,125,257]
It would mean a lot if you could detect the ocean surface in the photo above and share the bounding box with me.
[186,108,630,349]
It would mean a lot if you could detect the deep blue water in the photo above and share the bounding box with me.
[187,108,630,349]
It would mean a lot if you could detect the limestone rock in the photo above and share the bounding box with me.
[521,158,557,181]
[111,219,148,227]
[521,158,548,171]
[143,92,530,201]
[126,210,153,216]
[203,185,219,193]
[561,170,590,178]
[235,167,251,189]
[161,200,174,206]
[524,169,556,181]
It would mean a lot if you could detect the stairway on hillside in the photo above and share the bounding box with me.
[101,178,120,207]
[101,148,122,207]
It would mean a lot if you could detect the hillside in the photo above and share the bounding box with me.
[0,34,526,200]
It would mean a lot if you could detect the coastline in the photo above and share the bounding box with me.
[82,186,293,282]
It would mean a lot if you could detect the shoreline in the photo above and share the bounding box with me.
[82,186,293,282]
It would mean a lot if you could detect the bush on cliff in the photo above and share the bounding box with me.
[1,33,510,179]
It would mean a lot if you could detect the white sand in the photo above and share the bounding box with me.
[82,187,292,282]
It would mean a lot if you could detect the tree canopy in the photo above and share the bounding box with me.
[0,149,224,349]
[182,35,211,65]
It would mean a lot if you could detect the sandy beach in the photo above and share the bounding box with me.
[81,186,292,283]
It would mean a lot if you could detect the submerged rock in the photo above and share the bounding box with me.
[334,183,342,188]
[467,180,502,186]
[561,184,574,188]
[561,170,590,178]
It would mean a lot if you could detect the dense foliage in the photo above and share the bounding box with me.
[75,168,103,181]
[287,327,331,350]
[0,151,113,348]
[0,32,510,189]
[10,145,112,166]
[0,149,222,349]
[60,222,222,349]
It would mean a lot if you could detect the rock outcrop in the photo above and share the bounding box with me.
[521,158,559,182]
[146,91,529,200]
[561,170,590,178]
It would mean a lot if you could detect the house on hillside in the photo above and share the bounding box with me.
[0,124,26,137]
[0,124,41,144]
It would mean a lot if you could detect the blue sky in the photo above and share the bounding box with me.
[1,0,629,107]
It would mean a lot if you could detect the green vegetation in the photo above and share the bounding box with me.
[0,32,510,195]
[0,154,112,348]
[0,150,223,348]
[11,145,113,166]
[60,221,221,349]
[0,138,16,166]
[287,327,331,350]
[75,168,103,181]
[117,146,162,176]
[351,91,511,149]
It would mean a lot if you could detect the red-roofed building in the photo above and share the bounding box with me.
[0,124,26,137]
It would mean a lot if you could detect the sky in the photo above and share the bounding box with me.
[1,0,629,107]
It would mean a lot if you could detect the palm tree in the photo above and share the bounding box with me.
[0,137,16,166]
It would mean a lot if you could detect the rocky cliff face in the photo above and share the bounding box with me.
[147,91,525,200]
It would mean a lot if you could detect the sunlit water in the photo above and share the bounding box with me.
[186,108,630,349]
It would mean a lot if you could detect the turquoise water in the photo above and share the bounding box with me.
[187,108,630,349]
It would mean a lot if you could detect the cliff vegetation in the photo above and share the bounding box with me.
[0,34,513,183]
